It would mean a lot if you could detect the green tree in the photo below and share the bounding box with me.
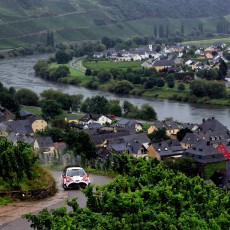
[166,74,175,89]
[190,80,226,99]
[139,104,157,121]
[0,92,20,113]
[178,83,185,91]
[148,128,169,141]
[14,88,39,106]
[81,96,109,114]
[219,58,228,79]
[65,130,96,160]
[156,78,165,87]
[123,100,136,115]
[108,100,122,116]
[163,157,198,177]
[97,70,112,83]
[176,128,192,142]
[33,60,49,78]
[55,50,71,64]
[41,99,62,119]
[38,127,64,142]
[111,80,134,94]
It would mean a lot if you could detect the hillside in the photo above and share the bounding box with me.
[0,0,230,47]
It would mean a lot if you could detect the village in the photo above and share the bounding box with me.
[93,41,230,82]
[1,102,230,190]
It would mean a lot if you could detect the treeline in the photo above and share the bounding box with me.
[24,154,230,229]
[0,82,158,121]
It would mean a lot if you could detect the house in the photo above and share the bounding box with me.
[54,142,67,155]
[2,120,34,135]
[194,117,229,138]
[0,123,9,137]
[205,52,214,59]
[148,120,179,138]
[216,141,230,160]
[34,136,55,154]
[183,140,226,178]
[148,121,167,134]
[180,132,201,149]
[19,110,34,119]
[0,106,15,122]
[65,115,79,124]
[6,132,35,145]
[152,59,175,71]
[90,130,131,147]
[104,133,151,158]
[26,115,48,133]
[150,139,184,160]
[164,120,180,137]
[115,119,142,132]
[174,57,184,66]
[80,114,112,125]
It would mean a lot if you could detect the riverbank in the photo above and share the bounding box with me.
[0,54,229,128]
[63,58,230,106]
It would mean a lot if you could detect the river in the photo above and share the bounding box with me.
[0,54,229,128]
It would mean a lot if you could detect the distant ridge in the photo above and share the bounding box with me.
[0,0,229,47]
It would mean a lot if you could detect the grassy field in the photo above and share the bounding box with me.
[83,60,142,71]
[182,37,230,45]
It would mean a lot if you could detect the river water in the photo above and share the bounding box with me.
[0,54,229,128]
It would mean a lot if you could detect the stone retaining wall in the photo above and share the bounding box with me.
[0,180,56,201]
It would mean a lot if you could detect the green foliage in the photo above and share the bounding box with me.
[65,130,96,160]
[204,162,226,179]
[55,50,72,64]
[97,70,112,83]
[0,139,38,189]
[40,89,83,111]
[24,155,230,229]
[14,88,39,106]
[176,128,192,142]
[190,80,226,99]
[109,80,134,94]
[37,127,64,142]
[80,95,110,114]
[148,128,169,141]
[163,157,199,177]
[139,104,157,121]
[41,99,62,119]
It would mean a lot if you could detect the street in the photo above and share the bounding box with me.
[0,171,112,230]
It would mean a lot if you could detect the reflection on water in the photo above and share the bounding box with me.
[0,54,229,128]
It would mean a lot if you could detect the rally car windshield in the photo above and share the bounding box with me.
[67,169,85,177]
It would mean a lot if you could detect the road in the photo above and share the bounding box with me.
[69,57,86,73]
[0,171,112,230]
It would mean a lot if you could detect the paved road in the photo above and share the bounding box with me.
[69,57,86,73]
[0,171,112,230]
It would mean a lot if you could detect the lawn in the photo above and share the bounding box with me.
[83,60,142,71]
[50,61,90,85]
[182,37,230,45]
[21,106,42,115]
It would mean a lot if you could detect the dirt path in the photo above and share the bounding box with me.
[0,190,67,226]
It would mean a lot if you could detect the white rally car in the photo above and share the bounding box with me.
[62,166,90,190]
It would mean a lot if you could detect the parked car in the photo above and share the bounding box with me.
[62,166,90,190]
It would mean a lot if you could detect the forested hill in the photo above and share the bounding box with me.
[0,0,230,47]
